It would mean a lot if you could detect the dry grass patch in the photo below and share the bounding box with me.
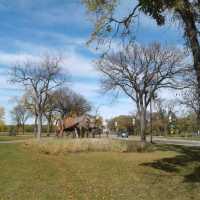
[24,138,154,155]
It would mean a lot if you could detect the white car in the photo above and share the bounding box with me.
[121,132,128,138]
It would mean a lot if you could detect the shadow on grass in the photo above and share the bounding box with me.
[141,144,200,183]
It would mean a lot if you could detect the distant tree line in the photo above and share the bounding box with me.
[108,112,198,137]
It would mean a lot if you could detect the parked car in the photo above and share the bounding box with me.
[121,132,128,138]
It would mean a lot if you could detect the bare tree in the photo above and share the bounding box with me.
[21,89,39,137]
[43,93,57,136]
[11,103,30,134]
[181,88,200,117]
[51,87,91,118]
[10,55,69,139]
[97,42,186,142]
[180,72,200,131]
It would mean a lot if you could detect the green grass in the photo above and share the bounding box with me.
[0,142,200,200]
[0,135,33,141]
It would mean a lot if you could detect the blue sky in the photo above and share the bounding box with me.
[0,0,185,123]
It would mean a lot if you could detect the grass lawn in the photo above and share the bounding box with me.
[0,143,200,200]
[0,135,33,141]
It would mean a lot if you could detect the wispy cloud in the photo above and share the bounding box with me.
[0,51,39,65]
[0,0,186,123]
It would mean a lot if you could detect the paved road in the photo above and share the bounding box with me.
[0,140,29,144]
[153,137,200,147]
[112,135,200,147]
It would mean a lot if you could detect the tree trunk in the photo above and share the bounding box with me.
[34,115,38,137]
[22,123,25,135]
[37,113,42,140]
[179,4,200,126]
[47,120,50,136]
[46,113,53,136]
[16,124,20,135]
[140,106,146,142]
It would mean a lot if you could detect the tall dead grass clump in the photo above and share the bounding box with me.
[23,138,153,155]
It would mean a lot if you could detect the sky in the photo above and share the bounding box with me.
[0,0,185,123]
